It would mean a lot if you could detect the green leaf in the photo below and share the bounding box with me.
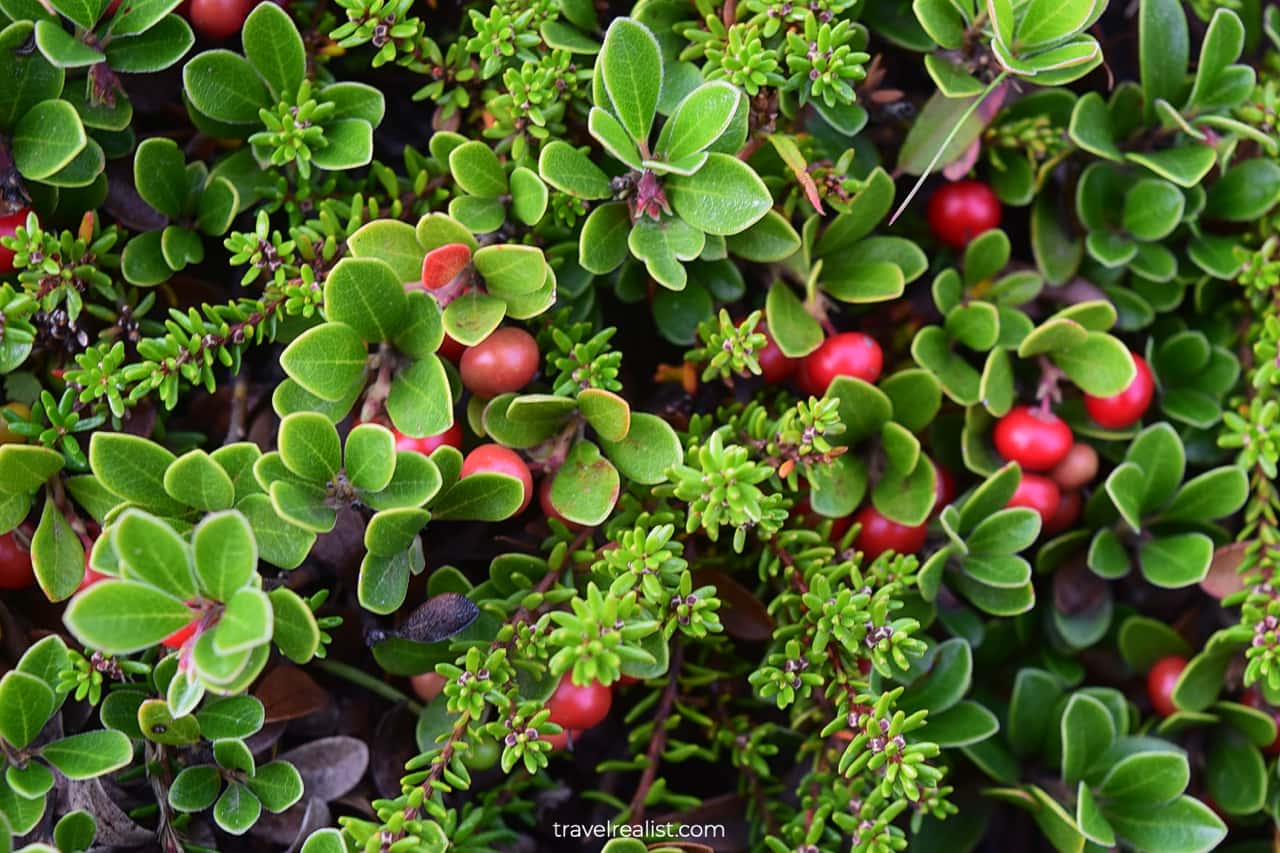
[473,244,546,296]
[509,167,547,226]
[1122,178,1185,241]
[196,696,264,740]
[442,292,507,346]
[1139,533,1213,588]
[267,587,320,662]
[300,829,348,853]
[361,450,442,511]
[164,449,235,511]
[113,509,197,598]
[628,216,704,289]
[449,140,507,198]
[549,441,620,526]
[1204,158,1280,222]
[192,511,257,602]
[1015,0,1098,49]
[0,445,63,495]
[12,99,86,181]
[52,809,96,852]
[577,389,631,442]
[899,638,972,715]
[237,494,313,570]
[102,15,192,73]
[279,322,368,403]
[1117,616,1192,672]
[1127,146,1216,188]
[599,412,681,485]
[1051,332,1136,397]
[386,356,453,440]
[1205,730,1266,815]
[1098,749,1189,805]
[310,118,373,171]
[1007,668,1064,757]
[897,90,987,176]
[169,765,221,812]
[765,281,823,358]
[345,423,396,493]
[365,507,430,556]
[48,0,107,29]
[182,49,270,125]
[1060,692,1115,784]
[247,761,303,813]
[31,495,84,603]
[537,141,611,199]
[107,0,183,35]
[213,587,272,654]
[324,258,408,342]
[278,412,341,482]
[1138,0,1189,122]
[578,202,631,274]
[358,545,417,614]
[65,579,195,653]
[1162,467,1247,522]
[346,219,423,284]
[598,17,662,145]
[39,730,131,779]
[725,210,801,262]
[1103,796,1225,853]
[213,782,261,835]
[0,671,54,748]
[658,81,739,163]
[666,153,773,236]
[34,20,104,68]
[432,472,524,522]
[240,2,304,99]
[0,22,64,134]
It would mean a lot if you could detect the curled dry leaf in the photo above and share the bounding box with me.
[279,736,370,802]
[255,664,333,723]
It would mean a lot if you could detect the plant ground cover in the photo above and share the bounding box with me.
[0,0,1279,850]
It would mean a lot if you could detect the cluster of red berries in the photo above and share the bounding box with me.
[991,354,1154,533]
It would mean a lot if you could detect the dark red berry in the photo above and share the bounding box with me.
[459,327,540,399]
[757,324,798,384]
[0,532,35,590]
[0,207,31,275]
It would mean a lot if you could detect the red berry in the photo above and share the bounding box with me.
[188,0,254,39]
[852,506,927,559]
[461,444,533,514]
[395,423,463,456]
[993,406,1074,472]
[0,532,35,590]
[932,464,956,516]
[927,180,1002,249]
[1241,690,1280,756]
[790,495,853,540]
[459,327,540,399]
[421,243,472,290]
[1084,354,1155,430]
[757,324,798,384]
[0,207,31,275]
[546,674,612,730]
[1147,656,1187,717]
[438,333,466,363]
[410,671,446,702]
[796,332,883,397]
[1043,489,1081,536]
[544,728,579,750]
[161,618,199,650]
[1006,473,1061,527]
[1049,443,1098,491]
[79,548,108,592]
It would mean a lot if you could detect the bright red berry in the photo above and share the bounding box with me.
[459,327,540,399]
[796,332,883,397]
[852,506,927,559]
[1147,656,1187,717]
[0,207,31,275]
[161,616,199,650]
[1241,690,1280,755]
[757,324,798,384]
[395,423,463,456]
[0,532,35,590]
[188,0,254,39]
[421,243,472,290]
[1084,354,1155,430]
[546,674,612,730]
[461,444,533,514]
[1006,473,1061,527]
[79,548,108,592]
[993,406,1074,472]
[927,180,1002,248]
